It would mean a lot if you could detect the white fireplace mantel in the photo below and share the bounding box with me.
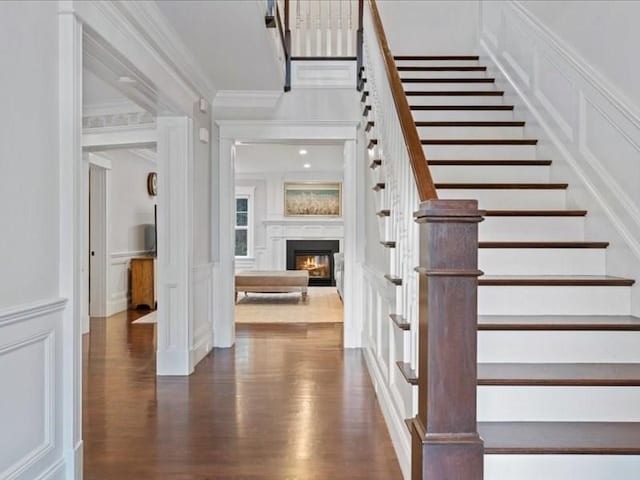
[261,217,344,270]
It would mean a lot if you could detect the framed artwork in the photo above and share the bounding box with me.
[284,182,342,217]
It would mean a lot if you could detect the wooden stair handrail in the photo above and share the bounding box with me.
[367,0,438,201]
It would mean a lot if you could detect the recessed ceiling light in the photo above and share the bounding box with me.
[303,163,311,169]
[299,149,308,155]
[117,75,137,84]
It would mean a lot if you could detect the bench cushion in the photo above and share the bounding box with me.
[235,270,309,288]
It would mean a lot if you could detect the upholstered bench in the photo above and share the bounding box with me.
[235,270,309,302]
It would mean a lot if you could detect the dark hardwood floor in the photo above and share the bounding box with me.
[83,313,402,479]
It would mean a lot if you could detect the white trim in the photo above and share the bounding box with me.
[83,99,143,117]
[511,0,640,129]
[82,125,157,150]
[116,1,216,102]
[110,250,153,259]
[85,153,112,170]
[0,298,67,328]
[213,90,282,109]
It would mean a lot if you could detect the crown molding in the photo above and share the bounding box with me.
[213,90,283,109]
[114,1,217,102]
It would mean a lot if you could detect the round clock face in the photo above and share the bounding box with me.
[147,172,158,196]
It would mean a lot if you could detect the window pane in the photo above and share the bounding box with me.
[236,212,248,227]
[236,198,248,213]
[235,229,248,256]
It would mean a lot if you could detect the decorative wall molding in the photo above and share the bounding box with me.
[83,110,155,129]
[479,0,640,315]
[213,90,282,109]
[0,298,67,328]
[291,60,358,89]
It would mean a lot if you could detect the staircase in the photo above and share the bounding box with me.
[362,45,640,480]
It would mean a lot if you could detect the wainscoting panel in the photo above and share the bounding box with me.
[479,0,640,314]
[0,298,65,480]
[191,263,213,368]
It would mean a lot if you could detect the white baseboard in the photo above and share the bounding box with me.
[106,297,128,317]
[190,335,211,370]
[156,350,192,376]
[33,458,66,480]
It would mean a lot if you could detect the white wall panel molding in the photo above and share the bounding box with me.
[480,0,640,315]
[213,91,282,109]
[291,60,358,89]
[511,1,640,128]
[82,124,157,151]
[191,263,213,369]
[0,298,67,328]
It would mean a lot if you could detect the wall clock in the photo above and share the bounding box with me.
[147,172,158,196]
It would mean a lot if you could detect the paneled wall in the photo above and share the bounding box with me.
[479,0,640,314]
[0,2,67,479]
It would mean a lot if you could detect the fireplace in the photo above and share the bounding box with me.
[286,240,340,286]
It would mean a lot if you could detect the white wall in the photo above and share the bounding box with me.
[0,2,67,480]
[479,0,640,315]
[377,0,479,55]
[519,0,640,112]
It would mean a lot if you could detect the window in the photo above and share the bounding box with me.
[235,186,255,258]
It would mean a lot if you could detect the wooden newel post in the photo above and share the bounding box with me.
[411,199,485,480]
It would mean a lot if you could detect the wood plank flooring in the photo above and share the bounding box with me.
[83,313,401,479]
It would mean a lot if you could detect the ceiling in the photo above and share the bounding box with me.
[235,143,344,174]
[155,1,284,92]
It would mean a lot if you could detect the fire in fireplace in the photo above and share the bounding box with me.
[286,240,340,286]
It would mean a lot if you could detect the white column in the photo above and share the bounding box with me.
[343,139,363,348]
[156,116,194,375]
[58,10,83,479]
[214,137,236,348]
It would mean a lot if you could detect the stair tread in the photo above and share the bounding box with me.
[396,361,418,385]
[423,139,537,145]
[479,241,608,249]
[436,183,568,189]
[416,121,525,127]
[384,274,402,286]
[389,314,410,330]
[480,421,640,454]
[479,315,640,331]
[402,77,495,83]
[479,275,634,286]
[485,210,586,216]
[398,66,487,71]
[394,55,480,60]
[429,159,550,166]
[478,363,640,386]
[406,90,504,96]
[380,241,396,249]
[369,159,382,169]
[412,105,514,111]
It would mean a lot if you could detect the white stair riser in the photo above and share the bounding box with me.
[418,126,524,139]
[400,70,488,79]
[408,95,505,106]
[395,59,481,67]
[485,455,640,480]
[478,386,640,421]
[480,217,585,241]
[480,285,631,315]
[479,249,606,275]
[425,144,537,160]
[403,82,497,92]
[479,331,640,363]
[412,110,515,122]
[430,164,548,183]
[438,189,567,210]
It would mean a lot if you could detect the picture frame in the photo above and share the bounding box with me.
[284,182,342,217]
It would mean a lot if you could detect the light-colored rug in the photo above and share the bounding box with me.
[235,286,343,323]
[132,311,157,324]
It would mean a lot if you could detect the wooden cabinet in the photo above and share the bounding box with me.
[131,257,156,309]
